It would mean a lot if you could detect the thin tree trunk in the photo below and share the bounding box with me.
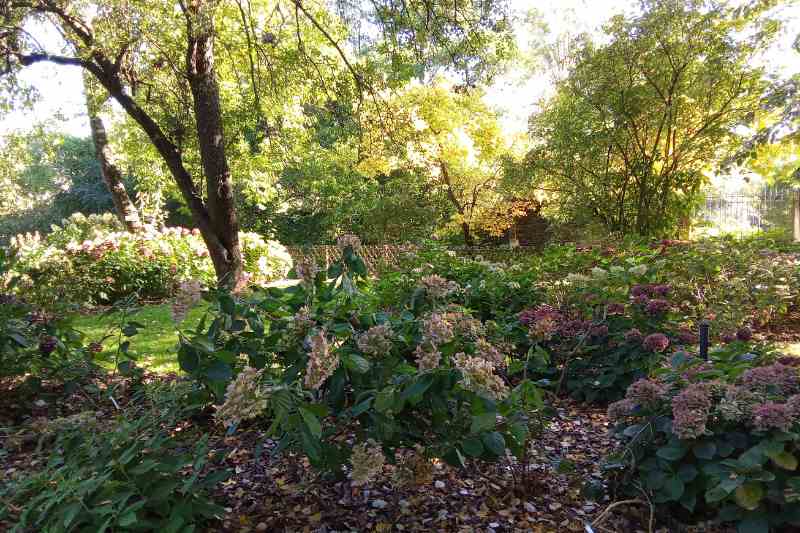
[185,0,243,288]
[461,222,475,247]
[793,190,800,243]
[84,79,142,232]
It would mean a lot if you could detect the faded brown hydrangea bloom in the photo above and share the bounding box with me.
[393,444,434,488]
[171,280,203,323]
[350,438,385,486]
[215,367,268,427]
[356,324,394,357]
[475,337,505,366]
[415,343,442,371]
[453,352,508,400]
[304,329,339,390]
[419,274,459,300]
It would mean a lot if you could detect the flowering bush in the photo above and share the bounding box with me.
[8,213,292,306]
[177,241,546,477]
[607,345,800,532]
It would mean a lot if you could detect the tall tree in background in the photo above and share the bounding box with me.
[2,0,513,284]
[526,0,775,236]
[84,76,142,232]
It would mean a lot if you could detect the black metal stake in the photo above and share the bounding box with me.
[699,320,710,361]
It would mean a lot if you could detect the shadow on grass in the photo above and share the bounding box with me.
[70,302,209,374]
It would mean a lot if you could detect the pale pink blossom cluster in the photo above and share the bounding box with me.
[215,367,268,427]
[627,379,667,407]
[475,337,505,366]
[671,383,712,439]
[419,274,460,300]
[642,333,670,353]
[304,329,339,390]
[452,352,508,400]
[741,363,800,395]
[356,324,394,357]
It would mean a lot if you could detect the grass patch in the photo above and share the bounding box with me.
[69,302,209,373]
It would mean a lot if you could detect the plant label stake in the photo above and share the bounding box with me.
[699,320,710,361]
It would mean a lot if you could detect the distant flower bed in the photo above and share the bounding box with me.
[8,213,292,306]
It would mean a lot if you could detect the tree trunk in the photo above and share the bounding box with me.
[10,3,244,289]
[461,222,475,247]
[85,101,142,232]
[185,0,243,288]
[793,190,800,243]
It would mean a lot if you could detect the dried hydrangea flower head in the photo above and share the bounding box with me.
[741,363,800,395]
[453,352,508,400]
[419,274,459,300]
[645,298,670,316]
[671,383,712,439]
[295,259,319,286]
[717,385,757,423]
[627,379,667,408]
[171,279,203,323]
[475,337,505,366]
[304,329,339,390]
[393,444,434,488]
[336,233,362,253]
[642,333,669,353]
[350,439,385,486]
[442,309,484,339]
[215,367,268,428]
[422,313,455,345]
[356,324,394,357]
[752,402,794,432]
[415,343,441,371]
[607,398,636,422]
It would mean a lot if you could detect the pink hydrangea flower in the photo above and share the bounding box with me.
[752,402,793,432]
[643,333,669,353]
[606,302,625,315]
[645,299,670,315]
[625,328,644,344]
[741,363,800,395]
[627,379,667,407]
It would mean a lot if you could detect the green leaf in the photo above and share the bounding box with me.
[344,353,371,374]
[482,432,506,457]
[734,483,764,511]
[470,412,497,434]
[118,511,137,527]
[770,451,798,471]
[678,464,698,482]
[461,437,484,457]
[62,502,81,528]
[656,445,687,461]
[299,407,322,439]
[662,476,685,501]
[737,517,769,533]
[693,441,717,460]
[206,360,232,383]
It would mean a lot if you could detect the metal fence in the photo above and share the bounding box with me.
[696,187,797,236]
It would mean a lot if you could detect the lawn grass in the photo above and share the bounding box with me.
[69,302,209,373]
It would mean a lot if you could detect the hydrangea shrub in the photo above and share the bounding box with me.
[607,347,800,533]
[9,214,292,306]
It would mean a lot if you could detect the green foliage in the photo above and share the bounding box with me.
[177,243,545,476]
[8,214,292,306]
[607,348,800,532]
[0,384,228,532]
[527,0,774,236]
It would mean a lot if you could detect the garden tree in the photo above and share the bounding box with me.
[526,0,776,236]
[357,82,524,246]
[0,124,122,239]
[2,0,515,281]
[83,75,142,232]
